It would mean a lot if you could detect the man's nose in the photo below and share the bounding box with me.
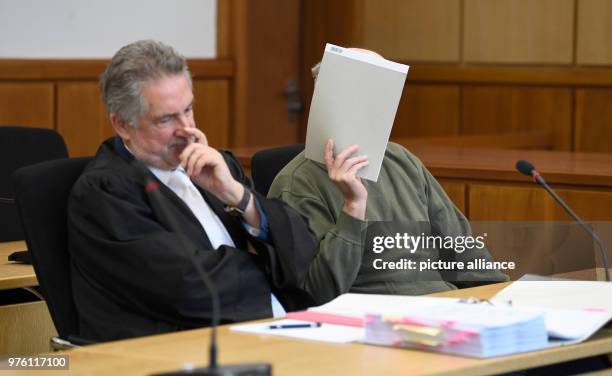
[177,114,195,129]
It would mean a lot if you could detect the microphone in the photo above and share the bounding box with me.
[131,161,271,376]
[516,160,610,282]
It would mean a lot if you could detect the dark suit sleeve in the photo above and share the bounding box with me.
[220,150,318,310]
[68,169,272,327]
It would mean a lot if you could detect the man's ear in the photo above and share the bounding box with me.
[110,113,131,140]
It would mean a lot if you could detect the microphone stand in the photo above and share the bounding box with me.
[531,173,610,282]
[517,160,610,282]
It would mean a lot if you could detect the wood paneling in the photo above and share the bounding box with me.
[392,84,460,138]
[216,0,232,58]
[302,0,365,139]
[57,82,111,157]
[0,59,233,80]
[408,144,612,187]
[437,179,466,214]
[469,183,612,221]
[193,80,230,149]
[396,130,554,150]
[463,0,574,64]
[577,0,612,65]
[0,83,53,129]
[561,189,612,221]
[232,0,301,147]
[469,184,553,221]
[407,65,612,87]
[0,301,57,356]
[575,89,612,153]
[462,86,572,150]
[361,0,460,62]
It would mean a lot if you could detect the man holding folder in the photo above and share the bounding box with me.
[269,47,508,305]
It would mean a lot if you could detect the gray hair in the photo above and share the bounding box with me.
[100,40,192,127]
[311,62,321,80]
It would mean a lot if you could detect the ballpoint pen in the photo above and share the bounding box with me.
[268,323,322,329]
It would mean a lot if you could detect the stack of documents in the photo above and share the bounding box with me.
[363,303,548,358]
[232,281,612,359]
[287,294,549,358]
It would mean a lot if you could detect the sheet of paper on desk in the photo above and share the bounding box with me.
[229,319,364,344]
[304,43,409,181]
[492,280,612,345]
[492,280,612,312]
[308,293,460,317]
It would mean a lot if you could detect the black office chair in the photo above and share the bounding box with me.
[0,126,68,242]
[12,157,94,349]
[251,144,305,196]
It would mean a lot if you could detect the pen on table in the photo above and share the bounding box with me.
[268,323,322,329]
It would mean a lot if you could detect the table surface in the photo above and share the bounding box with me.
[5,282,611,376]
[232,143,612,188]
[0,240,36,290]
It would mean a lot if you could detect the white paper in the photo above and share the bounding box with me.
[492,280,612,343]
[492,280,612,312]
[305,43,409,181]
[310,293,459,317]
[229,319,364,344]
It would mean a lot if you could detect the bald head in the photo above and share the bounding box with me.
[311,47,383,79]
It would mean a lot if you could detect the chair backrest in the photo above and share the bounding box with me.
[0,126,68,241]
[251,144,305,196]
[12,157,93,340]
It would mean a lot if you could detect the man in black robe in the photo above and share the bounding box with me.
[67,40,316,342]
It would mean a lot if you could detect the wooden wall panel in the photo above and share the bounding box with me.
[463,0,574,64]
[437,179,466,214]
[392,84,460,139]
[57,82,111,157]
[232,0,301,147]
[0,83,54,129]
[469,183,612,221]
[575,89,612,153]
[193,80,230,149]
[469,184,553,221]
[361,0,460,62]
[462,86,573,150]
[0,301,57,356]
[577,0,612,65]
[467,183,612,278]
[216,0,232,58]
[561,189,612,221]
[302,0,362,138]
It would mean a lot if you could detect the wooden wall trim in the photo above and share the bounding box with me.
[0,59,234,80]
[407,64,612,87]
[230,143,612,188]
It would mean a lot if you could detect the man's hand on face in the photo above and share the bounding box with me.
[177,127,244,207]
[325,139,368,220]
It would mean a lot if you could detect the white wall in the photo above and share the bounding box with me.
[0,0,216,58]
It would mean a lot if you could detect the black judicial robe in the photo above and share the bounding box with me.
[67,138,317,342]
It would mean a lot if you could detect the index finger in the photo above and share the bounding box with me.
[176,127,208,146]
[324,139,334,169]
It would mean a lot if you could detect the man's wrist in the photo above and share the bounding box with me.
[225,181,245,206]
[342,200,367,220]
